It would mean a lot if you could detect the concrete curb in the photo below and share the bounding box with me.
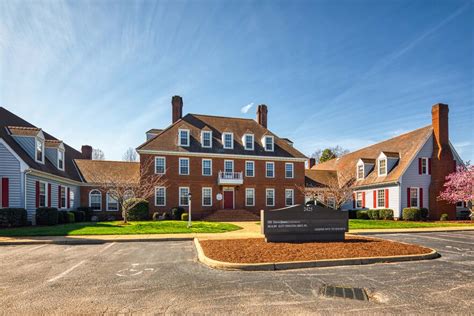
[0,237,194,246]
[350,228,474,235]
[194,238,440,271]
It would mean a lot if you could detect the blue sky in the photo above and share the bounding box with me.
[1,0,472,161]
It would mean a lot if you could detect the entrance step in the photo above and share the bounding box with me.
[203,209,260,222]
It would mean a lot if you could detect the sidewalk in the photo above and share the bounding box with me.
[1,222,473,245]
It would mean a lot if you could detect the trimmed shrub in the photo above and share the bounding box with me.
[367,209,381,220]
[77,207,93,221]
[162,212,171,220]
[124,198,149,221]
[58,211,68,224]
[378,209,394,220]
[67,212,75,223]
[36,207,59,226]
[0,208,28,227]
[181,213,189,221]
[440,213,449,221]
[171,207,186,220]
[356,210,369,220]
[420,208,429,220]
[402,208,422,221]
[348,210,358,219]
[152,212,161,221]
[71,210,85,222]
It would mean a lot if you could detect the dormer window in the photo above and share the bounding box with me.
[357,164,364,180]
[222,132,234,149]
[58,149,65,171]
[35,138,44,163]
[263,136,274,152]
[378,159,387,176]
[243,134,254,150]
[201,131,212,148]
[178,129,190,147]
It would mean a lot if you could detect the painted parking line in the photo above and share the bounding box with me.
[47,260,86,283]
[409,234,474,245]
[29,244,49,251]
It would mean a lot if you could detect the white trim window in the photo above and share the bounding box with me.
[224,160,234,173]
[265,162,275,178]
[421,157,429,174]
[69,189,75,208]
[179,187,190,206]
[155,187,166,206]
[222,132,234,149]
[377,189,385,208]
[106,191,119,211]
[155,157,166,174]
[357,164,364,180]
[285,163,294,179]
[201,131,212,148]
[39,182,47,207]
[266,188,275,207]
[243,134,254,150]
[202,187,212,206]
[89,190,102,211]
[378,159,387,176]
[179,158,190,175]
[263,136,274,152]
[356,192,363,208]
[35,138,45,163]
[285,189,294,206]
[59,186,67,209]
[410,187,419,208]
[178,129,190,147]
[245,161,255,177]
[57,149,65,171]
[245,188,255,206]
[202,159,212,176]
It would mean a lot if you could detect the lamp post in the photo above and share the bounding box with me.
[187,192,192,228]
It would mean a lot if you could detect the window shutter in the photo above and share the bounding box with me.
[418,158,422,175]
[67,187,71,208]
[47,184,52,207]
[373,190,376,208]
[420,188,423,208]
[385,189,389,208]
[35,181,40,208]
[407,187,411,207]
[352,193,355,208]
[453,160,457,172]
[1,178,9,208]
[58,185,61,208]
[428,158,432,175]
[362,192,366,208]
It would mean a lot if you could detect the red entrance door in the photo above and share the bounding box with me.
[223,191,233,209]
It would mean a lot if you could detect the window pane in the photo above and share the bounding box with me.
[179,159,189,175]
[224,161,233,173]
[410,188,418,207]
[246,161,254,177]
[266,189,274,206]
[265,137,273,151]
[179,188,189,206]
[285,189,294,206]
[246,189,254,206]
[155,157,165,174]
[285,163,293,178]
[202,132,211,147]
[266,163,274,177]
[180,130,189,146]
[224,134,233,148]
[377,190,385,207]
[202,188,212,206]
[156,187,165,206]
[245,135,253,149]
[202,159,212,176]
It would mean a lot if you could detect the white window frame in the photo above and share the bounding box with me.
[38,181,48,208]
[202,187,212,207]
[421,157,429,175]
[178,129,190,147]
[285,162,294,179]
[378,158,387,176]
[89,189,102,211]
[410,187,419,208]
[245,188,255,207]
[265,162,275,178]
[155,157,166,175]
[222,132,234,149]
[285,189,294,206]
[266,188,275,207]
[57,149,65,171]
[357,164,364,180]
[59,185,67,209]
[106,191,119,211]
[69,189,75,209]
[356,192,363,208]
[179,157,190,175]
[224,160,234,173]
[245,161,255,177]
[155,187,166,206]
[202,159,212,176]
[263,136,274,152]
[377,189,385,208]
[179,187,190,206]
[201,131,212,148]
[243,134,254,151]
[35,137,45,164]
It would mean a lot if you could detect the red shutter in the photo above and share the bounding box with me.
[67,187,70,208]
[420,188,423,208]
[385,189,389,208]
[407,187,411,207]
[362,192,366,208]
[428,158,432,175]
[58,185,61,208]
[47,184,52,207]
[35,181,40,208]
[352,193,355,208]
[453,160,457,172]
[418,158,422,175]
[373,190,377,208]
[1,178,9,208]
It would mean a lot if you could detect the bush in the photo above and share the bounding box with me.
[57,211,68,224]
[171,207,186,220]
[440,213,449,221]
[378,209,394,220]
[77,207,93,221]
[36,207,59,226]
[402,208,422,221]
[162,212,171,220]
[181,213,189,221]
[71,210,85,222]
[0,208,28,227]
[67,212,75,223]
[124,198,149,221]
[367,209,380,220]
[152,212,161,221]
[356,210,369,220]
[420,208,429,220]
[348,210,358,219]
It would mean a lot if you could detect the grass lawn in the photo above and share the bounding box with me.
[0,221,242,237]
[349,219,474,229]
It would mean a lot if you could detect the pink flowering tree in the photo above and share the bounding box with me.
[438,163,473,218]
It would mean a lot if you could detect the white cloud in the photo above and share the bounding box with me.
[240,102,254,113]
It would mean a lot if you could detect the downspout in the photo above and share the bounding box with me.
[24,169,32,222]
[398,179,402,220]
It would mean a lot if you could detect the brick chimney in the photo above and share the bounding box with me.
[308,158,316,169]
[429,103,456,220]
[256,104,268,128]
[81,145,92,160]
[172,95,183,123]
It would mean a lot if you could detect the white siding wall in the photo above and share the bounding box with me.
[0,142,24,208]
[349,185,401,217]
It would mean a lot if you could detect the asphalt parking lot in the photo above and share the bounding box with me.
[0,231,472,314]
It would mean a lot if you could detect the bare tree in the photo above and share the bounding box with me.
[122,147,138,162]
[92,148,105,160]
[311,146,350,164]
[81,158,167,223]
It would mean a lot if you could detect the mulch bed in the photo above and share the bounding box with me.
[199,236,433,264]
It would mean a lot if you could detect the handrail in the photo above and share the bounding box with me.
[218,171,243,180]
